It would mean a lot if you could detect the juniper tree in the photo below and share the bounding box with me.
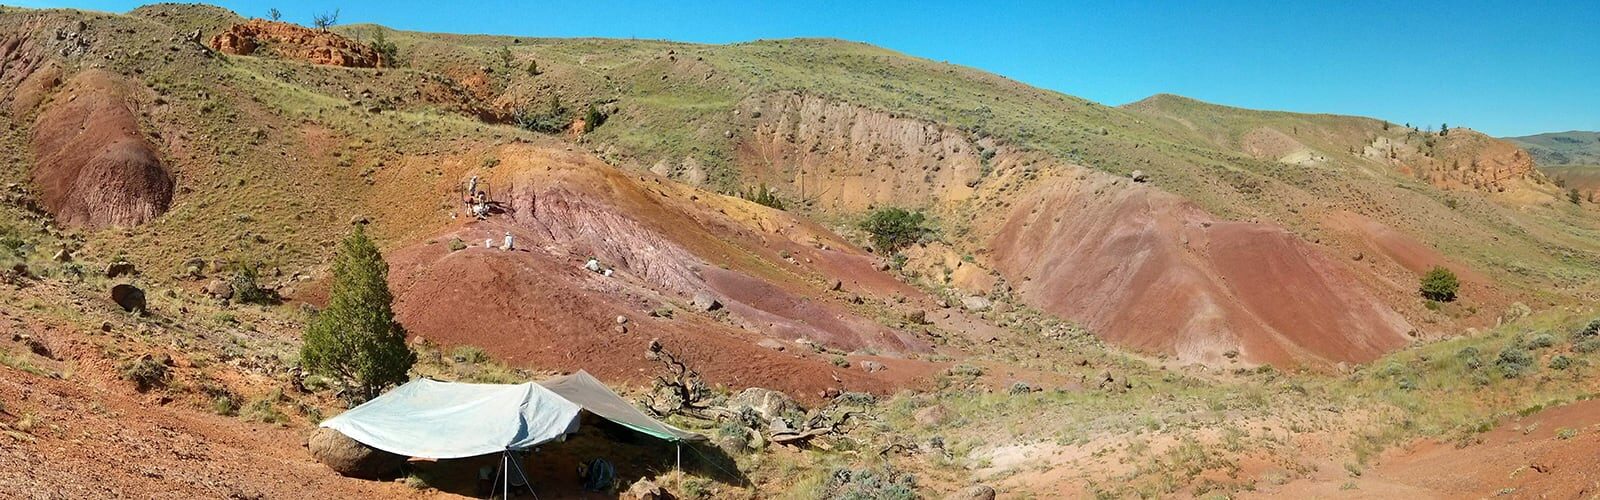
[300,225,415,400]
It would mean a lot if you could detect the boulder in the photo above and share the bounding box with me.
[624,478,663,500]
[110,284,146,314]
[728,387,802,422]
[904,309,928,325]
[947,484,996,500]
[204,279,234,301]
[914,404,950,427]
[105,261,136,278]
[690,292,722,312]
[1129,170,1149,183]
[757,338,787,351]
[859,360,887,373]
[308,427,405,479]
[960,296,992,312]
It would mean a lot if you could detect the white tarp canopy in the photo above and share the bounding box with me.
[539,370,706,443]
[320,378,582,459]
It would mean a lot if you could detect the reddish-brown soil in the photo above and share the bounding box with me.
[209,20,385,67]
[1262,399,1600,498]
[378,148,944,402]
[992,171,1412,367]
[0,364,431,498]
[29,69,173,228]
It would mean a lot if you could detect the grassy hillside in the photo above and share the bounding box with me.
[3,4,1600,497]
[1505,130,1600,166]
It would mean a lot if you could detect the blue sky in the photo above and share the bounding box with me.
[14,0,1598,136]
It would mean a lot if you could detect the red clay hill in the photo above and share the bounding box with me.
[25,69,172,228]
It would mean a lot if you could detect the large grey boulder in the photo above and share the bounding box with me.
[960,295,992,312]
[307,427,405,479]
[728,387,802,422]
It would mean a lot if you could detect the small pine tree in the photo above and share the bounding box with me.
[1571,188,1583,205]
[526,59,539,76]
[1440,123,1449,136]
[300,226,415,400]
[267,7,281,21]
[368,27,399,67]
[1419,265,1460,302]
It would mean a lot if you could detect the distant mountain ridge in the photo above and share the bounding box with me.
[1503,130,1600,166]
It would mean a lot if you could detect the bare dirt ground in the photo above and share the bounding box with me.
[1260,399,1600,498]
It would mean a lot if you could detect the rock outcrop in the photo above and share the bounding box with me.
[208,20,384,67]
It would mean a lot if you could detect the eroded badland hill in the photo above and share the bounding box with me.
[0,4,1598,498]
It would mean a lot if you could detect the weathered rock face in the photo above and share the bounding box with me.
[307,427,405,479]
[208,20,384,68]
[30,70,172,228]
[738,92,986,210]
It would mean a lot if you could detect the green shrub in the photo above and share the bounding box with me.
[447,238,466,252]
[741,183,785,210]
[1576,338,1600,353]
[858,207,931,253]
[514,94,570,134]
[368,27,400,66]
[1495,346,1535,379]
[1549,355,1574,370]
[1419,266,1459,302]
[1456,346,1483,370]
[452,345,489,364]
[230,264,274,305]
[1574,319,1600,340]
[1526,333,1556,349]
[817,466,917,500]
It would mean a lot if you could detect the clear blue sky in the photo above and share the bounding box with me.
[15,0,1599,136]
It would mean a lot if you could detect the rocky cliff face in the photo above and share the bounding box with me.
[737,92,986,211]
[208,20,383,68]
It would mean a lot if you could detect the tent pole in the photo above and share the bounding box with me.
[676,443,682,492]
[503,451,510,500]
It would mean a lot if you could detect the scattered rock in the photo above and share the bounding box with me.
[623,478,663,500]
[1351,252,1364,261]
[1129,170,1148,183]
[691,292,722,312]
[204,279,234,302]
[308,427,406,479]
[348,214,370,225]
[109,283,147,314]
[105,260,136,278]
[960,296,992,312]
[757,338,786,351]
[52,248,72,262]
[828,279,843,291]
[947,484,996,500]
[859,360,886,373]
